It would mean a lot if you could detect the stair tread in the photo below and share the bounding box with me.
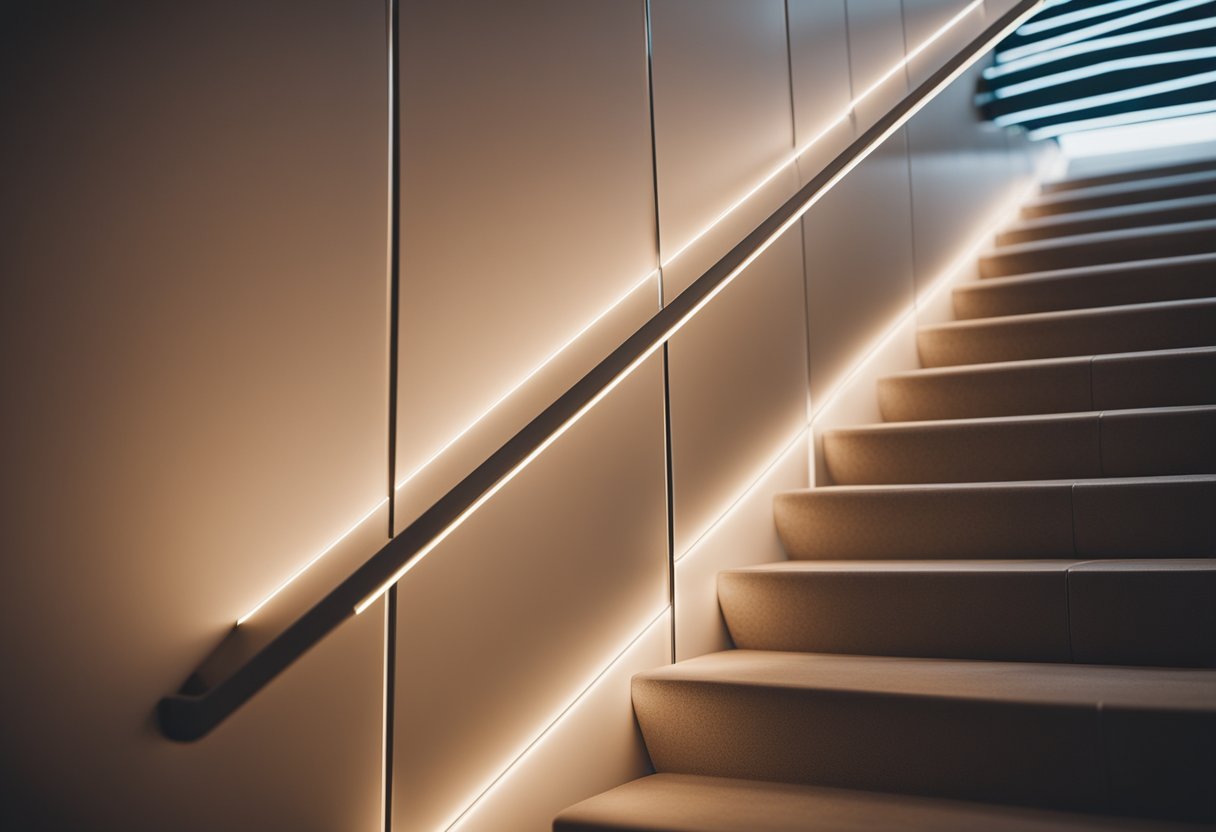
[984,217,1216,258]
[636,650,1216,710]
[1028,169,1216,210]
[555,774,1211,832]
[957,251,1216,291]
[826,404,1216,436]
[786,473,1215,493]
[1042,158,1216,193]
[884,346,1216,381]
[722,558,1216,574]
[920,296,1216,334]
[1006,192,1216,233]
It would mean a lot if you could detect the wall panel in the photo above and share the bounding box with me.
[394,0,658,532]
[846,0,910,131]
[390,357,669,832]
[788,0,857,183]
[649,0,798,298]
[0,2,390,828]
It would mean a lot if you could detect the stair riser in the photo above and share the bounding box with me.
[773,479,1216,560]
[980,225,1216,277]
[719,567,1216,667]
[953,263,1216,319]
[878,349,1216,422]
[823,409,1216,485]
[918,302,1216,368]
[634,677,1216,821]
[998,201,1216,246]
[1023,176,1216,219]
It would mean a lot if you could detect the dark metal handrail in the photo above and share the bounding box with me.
[158,0,1042,742]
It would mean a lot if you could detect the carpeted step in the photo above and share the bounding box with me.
[822,406,1216,484]
[1023,170,1216,219]
[631,651,1216,821]
[953,253,1216,319]
[773,476,1216,559]
[554,773,1214,832]
[979,219,1216,277]
[877,348,1216,421]
[917,298,1216,367]
[718,559,1216,667]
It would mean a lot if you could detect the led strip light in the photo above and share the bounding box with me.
[236,0,997,626]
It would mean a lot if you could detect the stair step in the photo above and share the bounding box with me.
[773,476,1216,559]
[632,651,1216,821]
[822,406,1216,485]
[1023,170,1216,219]
[998,194,1216,246]
[878,348,1216,421]
[718,559,1216,667]
[554,773,1214,832]
[1041,157,1216,194]
[917,298,1216,368]
[953,253,1216,319]
[979,219,1216,277]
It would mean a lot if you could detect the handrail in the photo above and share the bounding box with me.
[157,0,1042,742]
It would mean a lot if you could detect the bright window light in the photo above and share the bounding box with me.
[996,0,1214,63]
[1057,109,1216,153]
[994,68,1216,125]
[1018,0,1167,37]
[992,47,1216,99]
[985,15,1216,79]
[1028,96,1216,137]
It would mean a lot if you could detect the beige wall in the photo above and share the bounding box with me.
[0,2,390,830]
[0,1,1045,830]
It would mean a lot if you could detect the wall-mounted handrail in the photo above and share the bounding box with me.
[157,0,1042,742]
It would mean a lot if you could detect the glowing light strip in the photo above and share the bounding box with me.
[674,424,810,564]
[394,269,659,492]
[1027,95,1216,136]
[985,15,1216,79]
[243,0,1031,626]
[236,497,389,625]
[659,0,985,271]
[353,6,1037,616]
[441,606,671,831]
[996,0,1215,63]
[1018,0,1163,36]
[993,46,1216,99]
[994,67,1216,125]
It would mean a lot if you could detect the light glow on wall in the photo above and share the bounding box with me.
[393,269,660,493]
[441,606,672,831]
[241,0,1037,626]
[661,0,986,271]
[236,497,389,625]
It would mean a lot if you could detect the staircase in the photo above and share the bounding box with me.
[556,157,1216,830]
